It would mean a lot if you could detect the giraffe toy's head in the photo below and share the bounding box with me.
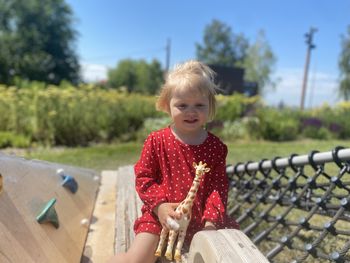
[193,161,210,179]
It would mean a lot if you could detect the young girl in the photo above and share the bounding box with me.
[108,60,239,263]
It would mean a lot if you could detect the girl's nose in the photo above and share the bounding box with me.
[185,107,196,114]
[186,106,197,113]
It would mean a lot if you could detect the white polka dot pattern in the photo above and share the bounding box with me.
[134,127,239,243]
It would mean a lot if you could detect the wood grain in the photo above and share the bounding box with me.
[0,153,99,263]
[83,165,269,263]
[188,229,270,263]
[82,170,118,263]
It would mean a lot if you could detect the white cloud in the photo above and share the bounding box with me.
[80,63,108,83]
[263,68,340,108]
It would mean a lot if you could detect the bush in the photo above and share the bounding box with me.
[213,117,260,141]
[136,117,171,141]
[242,117,262,140]
[332,103,350,139]
[0,132,31,148]
[2,80,350,146]
[302,126,332,140]
[0,83,158,146]
[216,94,261,122]
[220,121,247,140]
[256,108,300,141]
[300,105,349,139]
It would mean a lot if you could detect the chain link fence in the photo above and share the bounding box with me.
[227,146,350,263]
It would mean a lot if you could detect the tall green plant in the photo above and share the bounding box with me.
[215,94,261,122]
[0,83,158,146]
[256,107,300,141]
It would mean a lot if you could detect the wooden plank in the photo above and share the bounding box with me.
[111,166,183,263]
[115,168,128,253]
[0,153,99,263]
[0,221,36,263]
[219,229,269,262]
[187,229,270,263]
[115,165,143,253]
[82,170,117,263]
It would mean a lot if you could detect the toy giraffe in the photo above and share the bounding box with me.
[154,161,210,262]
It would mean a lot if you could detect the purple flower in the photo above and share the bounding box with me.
[329,123,342,133]
[302,118,323,128]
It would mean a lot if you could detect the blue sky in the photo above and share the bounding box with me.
[66,0,350,108]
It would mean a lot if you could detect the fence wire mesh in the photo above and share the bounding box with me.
[227,147,350,263]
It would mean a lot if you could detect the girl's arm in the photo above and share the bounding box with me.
[201,164,229,227]
[134,134,168,212]
[201,144,236,228]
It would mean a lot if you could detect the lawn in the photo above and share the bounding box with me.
[17,139,350,172]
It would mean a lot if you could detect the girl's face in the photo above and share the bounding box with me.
[169,87,209,134]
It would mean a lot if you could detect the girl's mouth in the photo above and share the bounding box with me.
[184,119,198,124]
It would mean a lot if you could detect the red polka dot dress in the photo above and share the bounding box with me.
[134,126,239,244]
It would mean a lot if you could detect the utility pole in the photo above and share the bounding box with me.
[300,27,317,110]
[165,38,171,73]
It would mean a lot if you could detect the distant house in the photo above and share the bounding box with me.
[208,64,258,96]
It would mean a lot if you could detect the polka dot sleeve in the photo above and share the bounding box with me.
[202,144,231,227]
[134,133,168,212]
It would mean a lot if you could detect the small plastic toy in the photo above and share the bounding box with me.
[155,161,210,262]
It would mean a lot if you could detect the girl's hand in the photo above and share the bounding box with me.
[203,221,216,230]
[154,202,180,229]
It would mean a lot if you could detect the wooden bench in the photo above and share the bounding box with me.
[84,165,269,263]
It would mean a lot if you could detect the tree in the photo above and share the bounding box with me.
[134,60,164,94]
[0,0,80,85]
[195,19,277,93]
[107,59,164,94]
[338,25,350,100]
[195,19,249,66]
[108,60,137,92]
[237,30,277,94]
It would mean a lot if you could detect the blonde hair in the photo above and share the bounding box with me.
[156,60,218,121]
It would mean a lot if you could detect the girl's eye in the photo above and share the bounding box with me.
[196,104,205,108]
[177,104,187,109]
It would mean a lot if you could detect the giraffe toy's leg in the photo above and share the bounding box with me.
[155,228,169,257]
[174,228,187,262]
[165,230,178,261]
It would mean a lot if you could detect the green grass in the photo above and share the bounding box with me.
[23,142,143,172]
[15,139,350,172]
[226,139,350,166]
